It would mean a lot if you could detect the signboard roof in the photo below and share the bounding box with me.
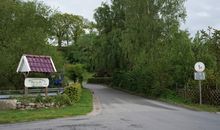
[16,54,57,73]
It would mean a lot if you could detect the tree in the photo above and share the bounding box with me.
[93,1,127,76]
[92,0,196,97]
[50,13,84,48]
[0,0,63,89]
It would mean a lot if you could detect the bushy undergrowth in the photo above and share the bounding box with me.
[64,83,82,103]
[65,64,86,84]
[16,83,82,108]
[54,94,72,107]
[87,77,112,85]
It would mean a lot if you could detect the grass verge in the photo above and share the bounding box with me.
[110,86,220,112]
[159,97,220,112]
[0,88,93,124]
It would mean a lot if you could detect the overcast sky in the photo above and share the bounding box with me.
[40,0,220,36]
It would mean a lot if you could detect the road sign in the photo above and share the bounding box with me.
[194,72,205,80]
[194,62,206,105]
[194,62,205,72]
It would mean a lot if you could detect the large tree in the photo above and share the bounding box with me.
[50,13,84,47]
[0,0,63,89]
[92,0,197,96]
[93,1,127,75]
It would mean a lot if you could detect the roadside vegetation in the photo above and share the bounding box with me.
[0,88,92,124]
[86,0,220,108]
[160,95,220,112]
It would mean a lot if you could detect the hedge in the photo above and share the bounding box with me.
[64,83,82,103]
[87,77,112,85]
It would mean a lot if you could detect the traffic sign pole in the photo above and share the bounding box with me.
[194,62,205,105]
[199,80,202,105]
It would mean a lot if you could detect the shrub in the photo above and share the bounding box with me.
[62,77,69,87]
[65,64,86,84]
[87,77,112,85]
[17,96,35,104]
[54,94,72,107]
[64,83,82,103]
[43,96,53,104]
[35,94,44,103]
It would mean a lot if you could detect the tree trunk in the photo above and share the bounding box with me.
[58,37,62,48]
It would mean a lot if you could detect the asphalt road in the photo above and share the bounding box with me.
[0,84,219,130]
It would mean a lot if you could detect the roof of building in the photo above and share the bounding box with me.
[16,54,57,73]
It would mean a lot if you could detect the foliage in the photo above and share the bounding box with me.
[42,96,54,104]
[63,32,98,71]
[65,64,86,84]
[64,83,82,103]
[35,94,44,103]
[160,96,220,112]
[93,0,191,97]
[0,0,64,90]
[54,94,72,107]
[87,77,112,85]
[17,96,35,104]
[93,1,127,75]
[0,89,93,124]
[49,13,85,47]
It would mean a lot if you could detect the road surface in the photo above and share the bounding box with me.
[0,84,219,130]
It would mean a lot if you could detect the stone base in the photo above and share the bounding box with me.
[0,99,17,110]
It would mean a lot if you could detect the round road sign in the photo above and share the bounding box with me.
[194,62,205,72]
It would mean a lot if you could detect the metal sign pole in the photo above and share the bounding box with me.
[199,80,202,105]
[194,62,205,105]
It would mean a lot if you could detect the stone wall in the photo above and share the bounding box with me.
[16,102,54,110]
[0,99,54,110]
[0,99,17,110]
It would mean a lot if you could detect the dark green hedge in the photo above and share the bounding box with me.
[87,77,112,85]
[64,83,82,103]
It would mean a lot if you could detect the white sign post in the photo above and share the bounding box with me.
[194,62,205,105]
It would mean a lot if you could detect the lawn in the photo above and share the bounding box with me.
[0,88,93,124]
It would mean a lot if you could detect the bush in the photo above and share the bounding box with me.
[35,94,44,103]
[17,96,35,104]
[64,83,82,103]
[43,96,53,104]
[54,94,72,107]
[112,70,153,96]
[87,77,112,85]
[65,64,86,84]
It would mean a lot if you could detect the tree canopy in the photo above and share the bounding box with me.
[0,0,63,89]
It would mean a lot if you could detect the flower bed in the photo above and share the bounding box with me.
[0,83,82,110]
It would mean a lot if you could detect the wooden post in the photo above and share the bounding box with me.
[25,87,28,96]
[23,72,29,96]
[45,87,48,97]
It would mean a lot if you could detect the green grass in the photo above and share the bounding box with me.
[0,88,93,124]
[160,96,220,112]
[112,86,220,112]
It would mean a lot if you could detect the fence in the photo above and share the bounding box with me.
[0,88,64,95]
[177,86,220,105]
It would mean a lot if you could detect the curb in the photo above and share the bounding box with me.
[87,92,102,116]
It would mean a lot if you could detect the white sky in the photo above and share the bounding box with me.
[40,0,220,36]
